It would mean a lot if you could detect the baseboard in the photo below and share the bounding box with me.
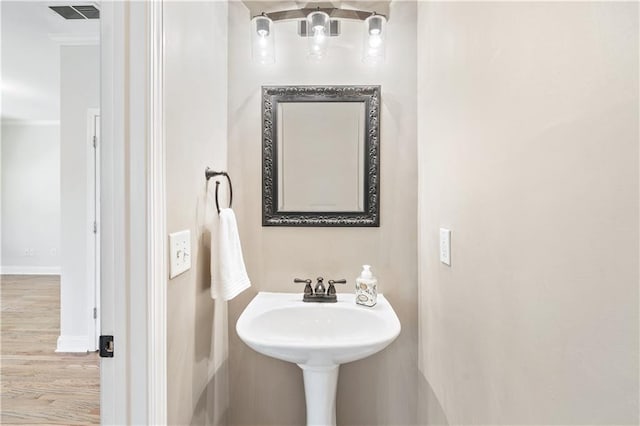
[56,335,94,353]
[0,266,61,275]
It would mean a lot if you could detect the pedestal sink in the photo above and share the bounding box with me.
[236,292,401,426]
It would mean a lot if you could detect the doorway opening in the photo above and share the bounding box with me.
[1,1,101,423]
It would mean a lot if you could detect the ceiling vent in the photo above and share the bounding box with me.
[49,5,100,20]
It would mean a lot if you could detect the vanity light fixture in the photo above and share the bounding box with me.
[363,13,387,64]
[251,13,275,64]
[251,7,387,64]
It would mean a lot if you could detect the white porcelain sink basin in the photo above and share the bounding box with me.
[237,292,400,365]
[236,292,401,425]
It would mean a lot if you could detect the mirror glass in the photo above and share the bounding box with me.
[277,102,365,212]
[262,85,380,227]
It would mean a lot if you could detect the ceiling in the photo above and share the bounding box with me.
[1,1,99,121]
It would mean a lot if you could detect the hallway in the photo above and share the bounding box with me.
[1,275,99,425]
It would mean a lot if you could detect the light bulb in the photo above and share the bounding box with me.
[313,27,325,43]
[368,34,382,48]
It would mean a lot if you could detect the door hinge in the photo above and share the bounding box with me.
[99,335,114,358]
[93,221,97,234]
[92,135,97,148]
[93,307,97,319]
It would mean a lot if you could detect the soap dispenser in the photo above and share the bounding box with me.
[355,265,377,307]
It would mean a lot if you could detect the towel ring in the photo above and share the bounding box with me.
[205,167,233,214]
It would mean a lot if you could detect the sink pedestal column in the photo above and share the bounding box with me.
[298,364,339,426]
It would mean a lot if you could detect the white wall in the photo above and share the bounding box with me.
[1,122,61,274]
[1,1,62,276]
[418,2,639,424]
[1,1,60,121]
[58,44,99,351]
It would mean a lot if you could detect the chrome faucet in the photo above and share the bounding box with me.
[294,277,347,303]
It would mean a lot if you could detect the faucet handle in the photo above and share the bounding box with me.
[294,278,313,296]
[327,279,347,295]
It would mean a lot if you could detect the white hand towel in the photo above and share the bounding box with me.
[211,208,251,300]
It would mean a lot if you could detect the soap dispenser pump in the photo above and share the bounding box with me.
[355,264,377,307]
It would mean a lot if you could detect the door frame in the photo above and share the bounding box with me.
[86,108,100,351]
[100,1,166,424]
[146,1,167,423]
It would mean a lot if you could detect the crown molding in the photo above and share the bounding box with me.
[1,119,60,126]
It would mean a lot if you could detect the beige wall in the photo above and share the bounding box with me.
[227,1,444,424]
[418,2,639,424]
[165,2,229,425]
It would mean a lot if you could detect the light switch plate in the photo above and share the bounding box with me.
[440,228,451,266]
[169,230,191,279]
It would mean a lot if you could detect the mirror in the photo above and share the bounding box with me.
[262,85,380,226]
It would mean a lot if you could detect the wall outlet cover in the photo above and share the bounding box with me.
[169,230,191,279]
[439,228,451,266]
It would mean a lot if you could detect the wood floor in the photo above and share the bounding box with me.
[1,275,100,425]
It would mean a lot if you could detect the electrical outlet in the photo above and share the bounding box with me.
[169,230,191,279]
[439,228,451,266]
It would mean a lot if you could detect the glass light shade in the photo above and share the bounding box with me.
[362,14,387,64]
[307,11,330,60]
[251,15,275,64]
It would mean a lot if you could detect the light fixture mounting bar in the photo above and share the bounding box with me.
[257,8,387,23]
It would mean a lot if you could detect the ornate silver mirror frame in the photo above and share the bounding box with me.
[262,85,381,227]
